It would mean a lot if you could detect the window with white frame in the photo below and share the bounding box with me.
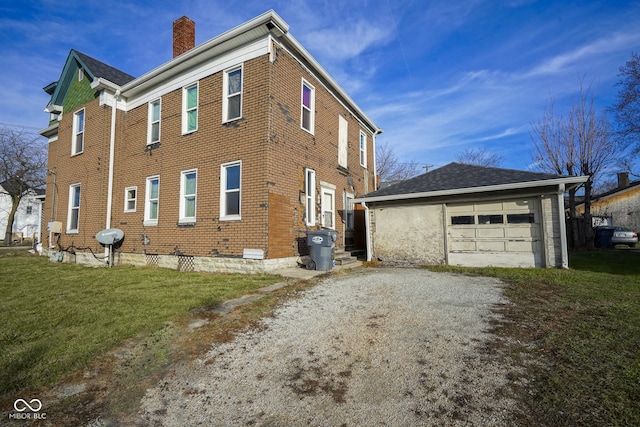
[183,83,198,133]
[359,130,367,167]
[180,169,197,223]
[220,161,241,220]
[320,183,335,229]
[301,80,315,133]
[72,109,85,155]
[148,99,161,144]
[67,183,81,232]
[78,68,84,81]
[305,168,316,226]
[124,187,137,212]
[144,176,160,225]
[223,65,243,122]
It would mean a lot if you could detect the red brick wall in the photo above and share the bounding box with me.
[265,41,376,257]
[44,42,376,261]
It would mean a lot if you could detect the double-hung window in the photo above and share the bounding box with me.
[144,176,160,226]
[220,161,241,220]
[305,168,316,226]
[301,80,315,134]
[72,109,85,155]
[67,183,81,233]
[223,65,243,122]
[359,130,367,168]
[183,83,198,133]
[148,99,161,144]
[124,187,137,212]
[180,169,197,223]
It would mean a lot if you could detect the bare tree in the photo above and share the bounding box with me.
[613,51,640,155]
[375,140,421,185]
[455,147,502,167]
[530,81,618,248]
[0,127,47,246]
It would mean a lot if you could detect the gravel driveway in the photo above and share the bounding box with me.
[138,268,516,426]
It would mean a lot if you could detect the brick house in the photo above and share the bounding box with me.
[40,11,381,272]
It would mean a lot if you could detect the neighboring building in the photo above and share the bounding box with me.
[355,163,587,268]
[576,172,640,231]
[0,182,45,244]
[39,11,381,272]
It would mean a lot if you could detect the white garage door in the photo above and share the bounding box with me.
[447,198,543,268]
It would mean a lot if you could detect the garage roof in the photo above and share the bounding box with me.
[357,162,588,203]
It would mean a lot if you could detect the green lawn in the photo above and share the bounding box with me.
[0,250,280,396]
[428,249,640,426]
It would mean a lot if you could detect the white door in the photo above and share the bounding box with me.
[321,186,335,229]
[447,198,543,268]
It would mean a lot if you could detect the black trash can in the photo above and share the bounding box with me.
[594,226,614,248]
[306,230,338,270]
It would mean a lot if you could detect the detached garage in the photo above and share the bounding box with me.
[356,163,587,268]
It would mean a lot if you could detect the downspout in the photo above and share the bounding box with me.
[105,89,120,260]
[557,183,569,269]
[361,201,372,262]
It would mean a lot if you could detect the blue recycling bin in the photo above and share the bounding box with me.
[306,230,338,270]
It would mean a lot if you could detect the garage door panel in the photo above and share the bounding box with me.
[477,228,505,238]
[503,199,533,210]
[476,201,504,211]
[506,227,538,238]
[450,240,477,251]
[478,241,506,251]
[450,228,476,238]
[507,240,541,252]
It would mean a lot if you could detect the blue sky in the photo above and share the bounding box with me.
[1,0,639,175]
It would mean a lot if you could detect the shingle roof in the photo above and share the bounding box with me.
[364,162,566,198]
[74,50,135,86]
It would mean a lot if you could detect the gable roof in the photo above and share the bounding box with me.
[575,178,640,208]
[45,49,135,108]
[357,162,588,203]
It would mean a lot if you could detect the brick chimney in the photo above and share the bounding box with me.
[173,16,195,58]
[617,172,630,189]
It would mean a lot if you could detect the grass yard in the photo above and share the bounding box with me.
[428,249,640,426]
[0,250,280,396]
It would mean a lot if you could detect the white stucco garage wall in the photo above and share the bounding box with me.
[371,203,445,265]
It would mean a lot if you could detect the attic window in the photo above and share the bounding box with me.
[78,68,84,81]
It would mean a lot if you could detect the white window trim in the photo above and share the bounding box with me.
[301,79,315,134]
[124,186,137,213]
[148,99,161,145]
[320,182,336,230]
[78,68,84,81]
[72,108,85,156]
[305,168,316,226]
[359,130,367,168]
[179,169,197,224]
[222,64,243,123]
[182,83,198,134]
[67,183,81,233]
[144,175,160,226]
[220,161,242,221]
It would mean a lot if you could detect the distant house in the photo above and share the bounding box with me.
[356,163,587,268]
[576,172,640,231]
[0,181,45,244]
[39,11,381,271]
